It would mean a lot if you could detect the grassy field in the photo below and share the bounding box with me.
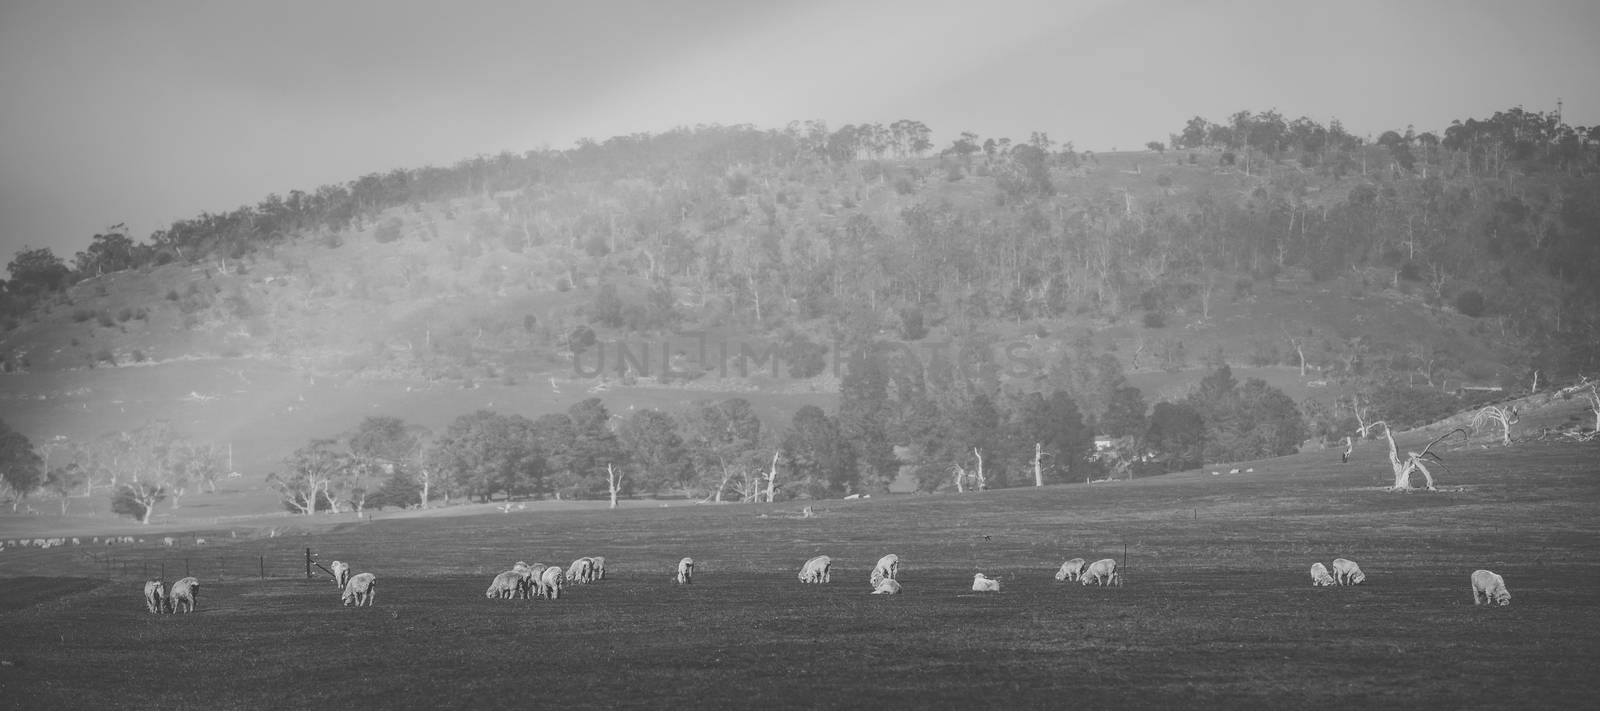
[1,439,1597,709]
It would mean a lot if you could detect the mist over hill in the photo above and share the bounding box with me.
[2,107,1597,520]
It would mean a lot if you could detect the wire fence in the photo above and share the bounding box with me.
[1,547,332,583]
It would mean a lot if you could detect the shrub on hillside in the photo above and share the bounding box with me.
[71,308,95,323]
[1454,290,1486,317]
[374,217,404,244]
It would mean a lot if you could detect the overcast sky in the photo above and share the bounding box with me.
[2,0,1596,263]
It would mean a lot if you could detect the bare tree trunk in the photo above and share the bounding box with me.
[1033,442,1044,487]
[764,451,779,503]
[606,463,623,509]
[973,448,987,492]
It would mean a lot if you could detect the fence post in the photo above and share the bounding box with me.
[260,555,265,580]
[306,548,312,579]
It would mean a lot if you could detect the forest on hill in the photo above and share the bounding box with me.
[1,106,1598,517]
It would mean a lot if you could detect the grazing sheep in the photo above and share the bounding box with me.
[1471,569,1511,606]
[798,555,832,584]
[163,537,175,547]
[143,580,168,614]
[168,577,200,613]
[536,566,564,600]
[589,556,606,580]
[1310,562,1336,586]
[872,578,902,595]
[676,557,694,585]
[329,560,351,590]
[342,573,377,607]
[869,554,900,588]
[971,573,1001,592]
[1081,558,1121,587]
[1054,558,1087,582]
[1331,558,1365,585]
[486,570,524,599]
[566,557,595,584]
[514,563,546,598]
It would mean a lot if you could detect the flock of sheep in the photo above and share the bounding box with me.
[133,552,1514,613]
[141,576,200,614]
[482,555,607,601]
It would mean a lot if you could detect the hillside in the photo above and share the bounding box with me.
[1,111,1597,516]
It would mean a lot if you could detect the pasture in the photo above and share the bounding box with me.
[1,441,1598,709]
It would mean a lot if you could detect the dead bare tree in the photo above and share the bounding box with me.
[762,451,779,503]
[1342,436,1353,464]
[1033,442,1045,487]
[1559,379,1600,434]
[605,463,624,509]
[1470,406,1520,446]
[1370,422,1466,491]
[950,461,967,493]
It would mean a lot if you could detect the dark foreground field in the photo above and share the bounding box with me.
[2,442,1598,710]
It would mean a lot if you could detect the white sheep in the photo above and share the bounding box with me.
[168,577,201,613]
[589,556,607,581]
[143,579,168,614]
[515,563,547,598]
[342,573,377,607]
[486,570,524,599]
[536,566,564,600]
[1471,569,1511,606]
[1054,558,1087,582]
[329,560,351,590]
[869,554,899,588]
[676,557,694,585]
[566,557,595,584]
[971,573,1001,592]
[872,578,902,595]
[1081,558,1121,587]
[798,555,832,584]
[1331,558,1365,585]
[1310,562,1336,586]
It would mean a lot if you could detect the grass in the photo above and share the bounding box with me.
[1,440,1597,709]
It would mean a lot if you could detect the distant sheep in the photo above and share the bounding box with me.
[1471,569,1511,606]
[342,573,377,607]
[516,563,547,598]
[1331,558,1365,585]
[872,578,902,595]
[143,580,168,614]
[168,577,200,613]
[566,557,595,584]
[1081,558,1121,587]
[798,555,831,584]
[589,556,606,581]
[676,557,694,585]
[1054,558,1087,582]
[535,566,563,600]
[163,537,174,547]
[486,570,524,599]
[329,560,351,590]
[971,573,1001,592]
[870,554,899,588]
[1310,562,1336,586]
